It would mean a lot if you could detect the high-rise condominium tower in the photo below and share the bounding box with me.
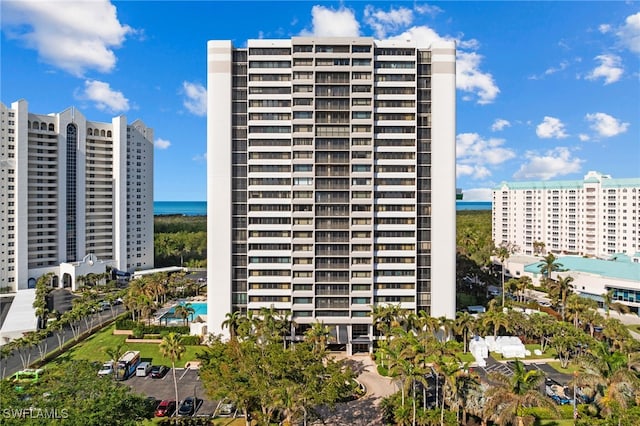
[0,100,154,290]
[207,37,456,353]
[493,171,640,258]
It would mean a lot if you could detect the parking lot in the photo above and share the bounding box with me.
[125,368,218,417]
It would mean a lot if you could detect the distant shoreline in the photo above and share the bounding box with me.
[154,200,492,216]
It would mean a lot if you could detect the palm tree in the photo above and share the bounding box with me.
[493,243,513,307]
[516,276,531,303]
[372,304,402,338]
[106,343,126,380]
[454,311,475,353]
[481,309,509,339]
[160,333,186,407]
[573,342,640,419]
[173,303,195,326]
[566,293,597,328]
[304,321,330,354]
[485,359,557,426]
[548,275,574,321]
[532,240,546,256]
[602,289,631,318]
[582,308,604,338]
[538,252,562,285]
[221,311,242,340]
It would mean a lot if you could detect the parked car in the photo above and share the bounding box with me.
[97,361,114,376]
[177,396,202,416]
[150,365,169,379]
[155,400,176,417]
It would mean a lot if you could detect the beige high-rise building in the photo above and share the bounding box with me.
[207,37,457,353]
[0,100,154,290]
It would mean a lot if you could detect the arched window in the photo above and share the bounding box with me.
[28,121,32,128]
[48,123,54,132]
[33,121,40,129]
[40,123,47,130]
[100,129,106,137]
[87,128,93,136]
[107,130,112,137]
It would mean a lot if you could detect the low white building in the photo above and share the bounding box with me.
[498,254,640,314]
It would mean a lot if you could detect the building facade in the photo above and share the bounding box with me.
[0,100,154,290]
[493,171,640,258]
[207,37,456,352]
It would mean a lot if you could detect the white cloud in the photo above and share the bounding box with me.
[586,54,623,85]
[529,60,570,80]
[78,80,129,113]
[514,147,584,180]
[299,5,498,105]
[364,5,413,39]
[462,188,493,202]
[578,134,590,142]
[491,119,511,132]
[2,0,132,76]
[456,51,500,104]
[391,27,499,104]
[599,24,612,34]
[155,138,171,150]
[192,153,207,162]
[457,164,491,179]
[585,112,630,138]
[414,4,443,16]
[536,116,568,139]
[300,5,360,37]
[616,12,640,54]
[456,133,516,179]
[182,81,207,116]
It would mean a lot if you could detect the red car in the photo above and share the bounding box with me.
[154,400,176,417]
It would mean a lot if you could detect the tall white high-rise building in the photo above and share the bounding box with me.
[0,100,154,290]
[493,171,640,258]
[207,37,456,352]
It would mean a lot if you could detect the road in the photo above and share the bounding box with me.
[0,304,126,379]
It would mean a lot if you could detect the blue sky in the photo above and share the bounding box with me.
[2,1,638,201]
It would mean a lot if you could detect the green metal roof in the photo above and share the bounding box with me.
[495,175,639,191]
[602,177,640,187]
[525,256,640,282]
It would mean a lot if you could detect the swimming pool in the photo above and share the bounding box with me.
[160,302,207,323]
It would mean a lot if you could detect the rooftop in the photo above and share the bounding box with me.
[524,255,640,282]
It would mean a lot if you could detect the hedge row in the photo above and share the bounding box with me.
[115,318,189,335]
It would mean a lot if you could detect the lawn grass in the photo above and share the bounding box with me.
[547,361,582,375]
[54,325,206,368]
[458,352,475,363]
[536,420,574,426]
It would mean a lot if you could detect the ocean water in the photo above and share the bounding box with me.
[154,200,491,216]
[456,201,492,211]
[154,201,206,216]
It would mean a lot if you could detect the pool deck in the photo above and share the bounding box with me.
[152,297,207,326]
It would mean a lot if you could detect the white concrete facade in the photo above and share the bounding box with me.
[0,100,154,290]
[207,37,457,350]
[493,171,640,258]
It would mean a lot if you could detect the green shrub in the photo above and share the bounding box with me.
[114,319,189,335]
[523,405,573,420]
[143,334,162,340]
[132,327,145,339]
[180,335,201,345]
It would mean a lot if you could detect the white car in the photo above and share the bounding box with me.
[98,361,114,376]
